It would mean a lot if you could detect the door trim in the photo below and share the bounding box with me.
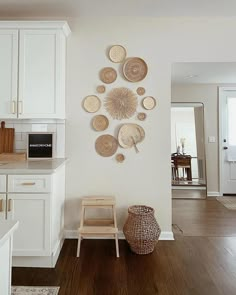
[218,86,236,196]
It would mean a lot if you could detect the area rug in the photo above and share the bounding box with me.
[216,196,236,210]
[12,286,59,295]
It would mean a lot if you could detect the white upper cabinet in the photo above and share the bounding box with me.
[0,22,70,119]
[0,30,18,118]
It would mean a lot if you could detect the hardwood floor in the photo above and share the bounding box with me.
[173,198,236,236]
[12,199,236,295]
[172,189,207,199]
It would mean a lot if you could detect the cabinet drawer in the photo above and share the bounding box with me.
[8,175,51,193]
[0,175,6,192]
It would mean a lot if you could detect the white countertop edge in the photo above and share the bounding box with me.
[0,158,68,174]
[0,220,19,248]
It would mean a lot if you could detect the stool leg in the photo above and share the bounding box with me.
[115,234,119,258]
[77,234,82,257]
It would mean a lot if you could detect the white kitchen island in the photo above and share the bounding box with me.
[0,220,19,295]
[0,159,66,268]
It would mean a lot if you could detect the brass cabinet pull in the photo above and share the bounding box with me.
[8,199,12,212]
[21,182,36,186]
[0,199,3,212]
[18,101,23,114]
[11,101,16,114]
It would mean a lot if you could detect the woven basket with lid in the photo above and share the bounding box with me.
[123,205,161,254]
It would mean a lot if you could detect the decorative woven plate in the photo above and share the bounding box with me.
[100,67,117,84]
[142,96,156,110]
[109,45,127,63]
[116,153,125,163]
[96,85,106,93]
[104,87,137,120]
[95,134,118,157]
[92,115,109,131]
[118,124,145,149]
[123,57,148,82]
[137,112,147,121]
[137,87,146,96]
[83,95,101,113]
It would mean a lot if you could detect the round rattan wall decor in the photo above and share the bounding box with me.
[137,112,147,121]
[136,87,146,96]
[83,95,101,113]
[96,85,106,94]
[92,115,109,131]
[100,67,117,84]
[95,134,118,157]
[109,45,127,63]
[123,58,148,82]
[118,123,145,149]
[142,96,156,110]
[116,153,125,163]
[104,87,138,120]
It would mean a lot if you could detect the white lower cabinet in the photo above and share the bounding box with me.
[0,194,6,220]
[0,166,65,267]
[7,194,50,256]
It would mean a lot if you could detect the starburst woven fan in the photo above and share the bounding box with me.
[104,87,138,120]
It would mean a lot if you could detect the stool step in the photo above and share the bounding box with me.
[79,226,118,234]
[84,218,114,226]
[82,196,116,206]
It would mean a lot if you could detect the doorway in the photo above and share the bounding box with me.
[171,102,207,199]
[219,87,236,196]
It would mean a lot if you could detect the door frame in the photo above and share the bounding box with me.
[218,86,236,196]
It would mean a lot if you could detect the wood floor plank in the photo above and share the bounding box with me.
[12,198,236,295]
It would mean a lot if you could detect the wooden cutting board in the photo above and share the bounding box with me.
[0,121,15,153]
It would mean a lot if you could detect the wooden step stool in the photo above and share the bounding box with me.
[77,196,119,258]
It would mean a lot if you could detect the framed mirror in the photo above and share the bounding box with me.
[171,102,207,199]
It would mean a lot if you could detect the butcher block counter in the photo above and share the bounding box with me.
[0,158,66,268]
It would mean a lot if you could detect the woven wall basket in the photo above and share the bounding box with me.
[95,134,118,157]
[123,205,161,254]
[123,57,148,82]
[100,67,117,84]
[109,45,127,63]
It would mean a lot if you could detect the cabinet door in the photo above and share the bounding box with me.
[0,30,18,118]
[18,30,65,119]
[7,194,51,256]
[0,194,6,220]
[0,237,12,295]
[0,175,6,192]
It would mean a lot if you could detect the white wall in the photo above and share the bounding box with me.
[65,17,171,234]
[64,17,236,235]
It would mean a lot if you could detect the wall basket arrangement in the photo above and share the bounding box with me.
[82,44,158,161]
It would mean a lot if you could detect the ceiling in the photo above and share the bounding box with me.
[1,0,236,18]
[172,62,236,85]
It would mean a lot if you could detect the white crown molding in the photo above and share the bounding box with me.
[0,21,71,36]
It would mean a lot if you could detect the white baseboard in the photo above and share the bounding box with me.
[64,230,174,240]
[172,186,206,190]
[12,238,64,268]
[207,191,221,197]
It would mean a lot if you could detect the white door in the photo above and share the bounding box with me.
[18,30,64,118]
[219,88,236,195]
[0,30,18,118]
[0,194,6,220]
[7,194,51,256]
